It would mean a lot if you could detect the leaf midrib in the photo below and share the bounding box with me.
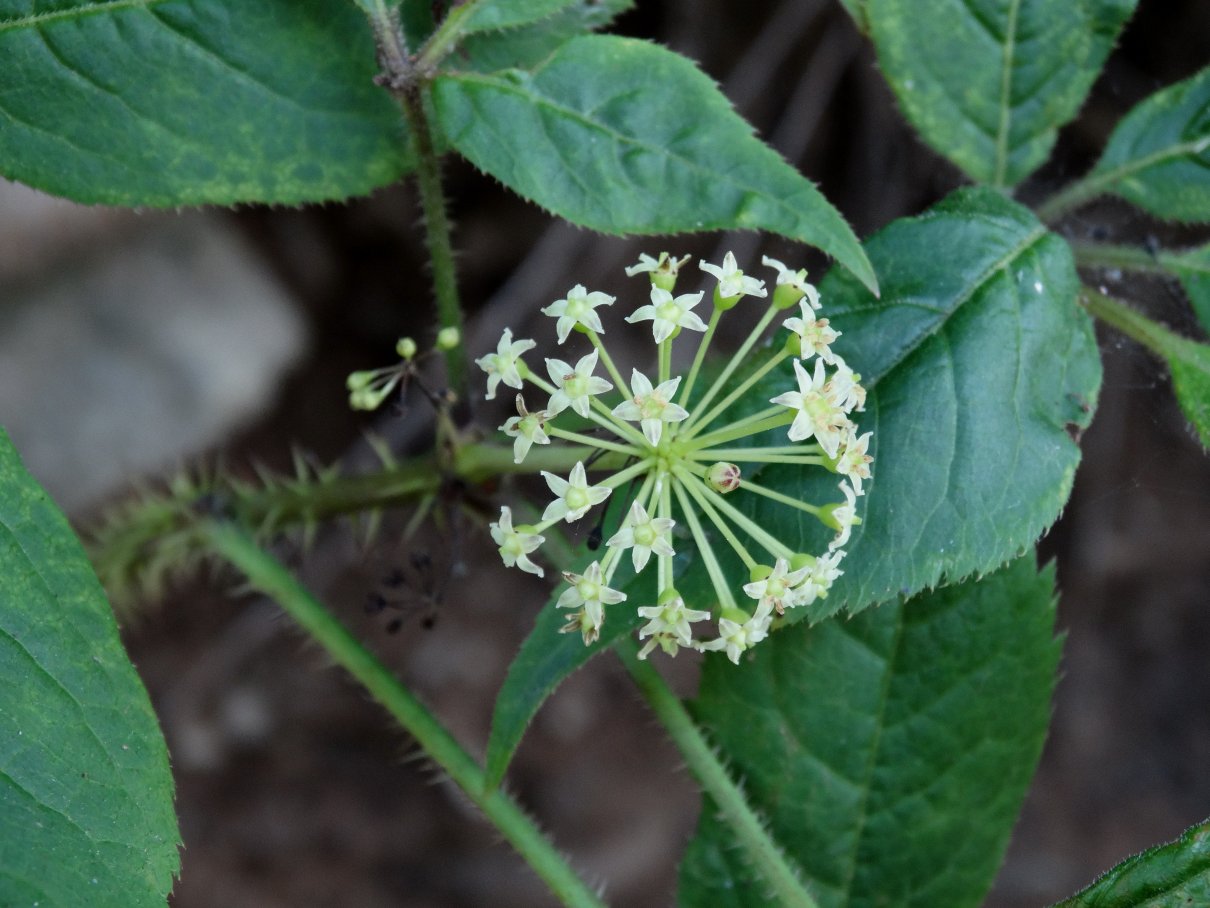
[0,0,167,34]
[992,0,1021,186]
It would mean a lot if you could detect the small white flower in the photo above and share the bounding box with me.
[499,396,551,464]
[637,594,712,659]
[624,252,664,277]
[625,252,691,282]
[612,370,690,446]
[791,550,845,608]
[697,613,772,665]
[626,286,708,344]
[770,358,851,458]
[557,561,627,634]
[828,481,859,551]
[826,357,867,413]
[489,506,545,577]
[541,284,615,344]
[475,328,535,400]
[700,251,767,300]
[835,429,873,496]
[540,461,612,523]
[545,351,613,418]
[606,501,676,572]
[783,302,841,364]
[742,558,810,618]
[762,255,821,310]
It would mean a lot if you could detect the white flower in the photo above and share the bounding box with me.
[770,358,851,458]
[763,255,821,310]
[489,506,545,577]
[828,481,859,550]
[545,351,613,418]
[637,594,712,658]
[783,302,840,364]
[626,286,708,344]
[612,370,690,446]
[826,357,867,413]
[541,284,615,344]
[742,558,810,618]
[791,550,845,608]
[625,252,690,282]
[700,251,767,300]
[835,429,873,496]
[557,561,627,634]
[606,501,676,572]
[624,252,664,277]
[475,328,535,400]
[697,613,772,665]
[499,396,551,464]
[540,461,612,523]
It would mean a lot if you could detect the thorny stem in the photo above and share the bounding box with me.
[1079,286,1205,368]
[203,524,607,908]
[615,638,820,908]
[1070,242,1169,275]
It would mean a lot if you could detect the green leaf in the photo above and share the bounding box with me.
[0,0,411,206]
[868,0,1136,187]
[1054,817,1210,907]
[739,187,1099,619]
[454,0,579,35]
[678,557,1060,908]
[0,429,179,906]
[432,34,878,294]
[458,0,633,72]
[1082,66,1210,222]
[1163,245,1210,335]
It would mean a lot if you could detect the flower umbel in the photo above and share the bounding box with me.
[483,252,872,662]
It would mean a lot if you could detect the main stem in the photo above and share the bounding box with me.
[615,638,820,908]
[398,87,468,399]
[204,524,607,908]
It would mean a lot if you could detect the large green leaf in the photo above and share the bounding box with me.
[678,556,1060,908]
[1081,66,1210,223]
[0,429,179,905]
[729,187,1100,620]
[1166,244,1210,335]
[1053,817,1210,907]
[868,0,1136,187]
[0,0,410,206]
[432,34,878,294]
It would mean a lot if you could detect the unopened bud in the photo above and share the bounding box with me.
[436,326,461,351]
[396,337,418,360]
[706,461,741,493]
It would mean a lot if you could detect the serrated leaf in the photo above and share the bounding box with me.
[432,34,878,294]
[1083,66,1210,222]
[0,0,411,206]
[1164,244,1210,335]
[868,0,1136,187]
[738,187,1100,619]
[678,557,1060,908]
[458,0,632,72]
[0,429,179,906]
[453,0,579,36]
[1053,817,1210,907]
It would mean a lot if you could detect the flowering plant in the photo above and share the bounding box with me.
[483,252,871,661]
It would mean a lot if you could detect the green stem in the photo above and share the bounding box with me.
[1070,242,1168,275]
[678,308,722,408]
[676,468,793,561]
[1079,286,1203,367]
[588,330,632,401]
[203,524,606,908]
[671,481,737,610]
[686,408,794,450]
[614,638,820,908]
[398,87,467,398]
[659,336,672,386]
[680,303,780,435]
[684,349,790,440]
[547,426,643,457]
[672,467,756,570]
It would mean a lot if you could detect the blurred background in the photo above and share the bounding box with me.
[2,1,1209,905]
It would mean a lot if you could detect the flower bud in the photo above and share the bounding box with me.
[706,462,741,493]
[346,370,375,391]
[436,326,461,351]
[396,336,418,360]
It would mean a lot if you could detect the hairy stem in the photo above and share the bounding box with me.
[203,524,606,908]
[615,638,819,908]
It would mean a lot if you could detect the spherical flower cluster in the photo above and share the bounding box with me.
[480,252,872,663]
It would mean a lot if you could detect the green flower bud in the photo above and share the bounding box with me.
[396,337,418,360]
[436,326,461,351]
[706,462,741,493]
[748,564,773,583]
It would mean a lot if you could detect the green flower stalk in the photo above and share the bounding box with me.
[479,252,874,663]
